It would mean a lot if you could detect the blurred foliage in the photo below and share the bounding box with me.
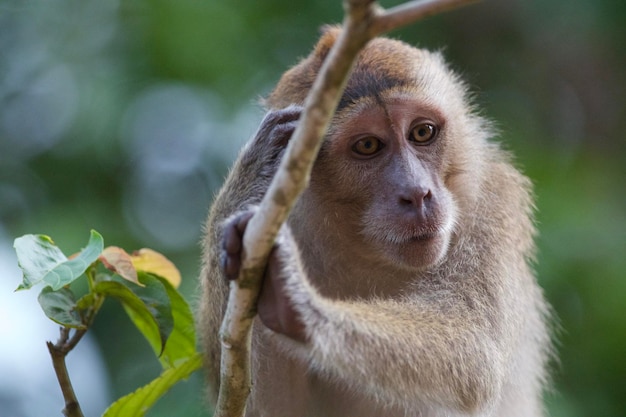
[13,229,202,416]
[1,0,624,416]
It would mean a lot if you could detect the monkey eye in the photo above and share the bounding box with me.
[352,136,384,156]
[409,122,438,144]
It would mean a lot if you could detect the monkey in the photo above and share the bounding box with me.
[199,26,553,417]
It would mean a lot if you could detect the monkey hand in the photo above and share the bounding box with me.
[220,208,309,343]
[239,105,303,178]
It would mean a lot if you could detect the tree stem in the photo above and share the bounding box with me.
[47,328,86,417]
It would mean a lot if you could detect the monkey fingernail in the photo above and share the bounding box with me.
[236,211,254,232]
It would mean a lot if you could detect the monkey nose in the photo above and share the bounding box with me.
[398,187,432,210]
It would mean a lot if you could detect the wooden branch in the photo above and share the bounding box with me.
[47,328,86,417]
[370,0,479,36]
[215,1,476,416]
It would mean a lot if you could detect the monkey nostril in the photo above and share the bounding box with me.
[398,188,432,208]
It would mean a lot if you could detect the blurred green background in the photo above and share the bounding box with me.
[1,0,624,416]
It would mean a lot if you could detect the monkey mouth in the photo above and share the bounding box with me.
[361,214,450,247]
[382,228,449,270]
[385,228,440,245]
[408,232,437,242]
[366,224,443,246]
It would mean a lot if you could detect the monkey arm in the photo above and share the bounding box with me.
[199,106,302,400]
[303,296,505,414]
[265,228,508,415]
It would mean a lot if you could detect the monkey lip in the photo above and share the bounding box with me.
[378,226,442,245]
[389,229,440,245]
[408,232,437,242]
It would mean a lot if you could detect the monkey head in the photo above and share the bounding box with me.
[266,27,490,273]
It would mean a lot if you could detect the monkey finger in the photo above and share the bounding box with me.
[235,210,255,234]
[255,106,302,145]
[269,120,299,148]
[258,246,308,343]
[222,210,253,254]
[223,224,242,255]
[267,105,302,126]
[222,253,241,281]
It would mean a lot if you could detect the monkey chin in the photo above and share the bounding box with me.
[380,230,452,272]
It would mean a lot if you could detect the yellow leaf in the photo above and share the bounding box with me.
[100,246,143,287]
[130,248,181,288]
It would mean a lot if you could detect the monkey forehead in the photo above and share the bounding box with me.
[338,49,468,116]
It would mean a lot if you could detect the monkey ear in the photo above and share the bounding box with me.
[314,25,342,61]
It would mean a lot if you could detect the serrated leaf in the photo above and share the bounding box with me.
[142,273,197,368]
[37,286,85,329]
[100,246,143,287]
[102,352,202,417]
[130,249,181,288]
[94,280,171,355]
[15,230,104,291]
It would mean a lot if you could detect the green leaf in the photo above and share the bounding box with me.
[118,273,174,359]
[102,352,202,417]
[15,230,104,291]
[76,292,96,311]
[37,286,85,329]
[95,279,173,358]
[143,272,197,368]
[14,234,67,290]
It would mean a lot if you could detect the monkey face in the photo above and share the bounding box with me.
[275,32,488,273]
[306,90,458,272]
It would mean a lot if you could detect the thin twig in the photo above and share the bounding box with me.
[370,0,479,36]
[215,1,477,416]
[47,328,86,417]
[46,291,95,416]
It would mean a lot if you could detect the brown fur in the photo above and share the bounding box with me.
[199,27,552,417]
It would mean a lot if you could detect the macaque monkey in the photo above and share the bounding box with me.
[199,27,552,417]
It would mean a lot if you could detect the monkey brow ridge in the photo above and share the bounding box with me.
[338,66,407,111]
